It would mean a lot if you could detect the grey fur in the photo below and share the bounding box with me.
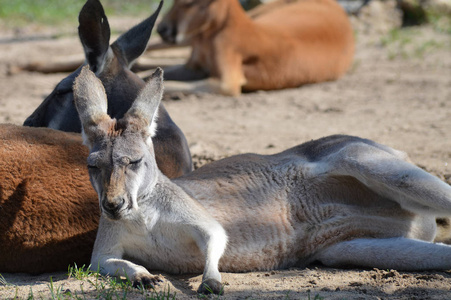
[74,68,451,295]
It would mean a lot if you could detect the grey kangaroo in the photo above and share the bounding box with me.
[74,66,451,295]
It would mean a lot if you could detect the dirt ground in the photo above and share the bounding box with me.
[0,2,451,299]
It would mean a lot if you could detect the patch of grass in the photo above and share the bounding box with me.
[413,39,444,58]
[428,10,451,35]
[96,275,134,299]
[48,276,66,299]
[150,285,177,300]
[0,0,81,26]
[68,264,95,280]
[380,27,447,60]
[102,0,168,17]
[0,0,168,28]
[6,265,176,300]
[381,28,415,60]
[26,287,35,300]
[80,268,176,300]
[380,28,413,48]
[0,273,8,286]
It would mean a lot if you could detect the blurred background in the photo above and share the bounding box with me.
[1,0,449,33]
[0,0,166,27]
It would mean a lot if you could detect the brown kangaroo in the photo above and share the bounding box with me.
[157,0,355,96]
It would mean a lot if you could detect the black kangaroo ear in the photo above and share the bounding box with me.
[78,0,111,73]
[112,0,164,67]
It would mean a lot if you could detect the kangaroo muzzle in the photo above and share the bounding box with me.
[102,196,125,219]
[157,22,177,44]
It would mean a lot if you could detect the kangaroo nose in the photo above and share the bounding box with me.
[102,198,125,218]
[157,22,166,36]
[157,23,176,44]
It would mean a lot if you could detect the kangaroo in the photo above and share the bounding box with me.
[157,0,355,96]
[23,0,192,178]
[74,66,451,294]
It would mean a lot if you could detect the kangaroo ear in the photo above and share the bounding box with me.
[73,65,111,147]
[78,0,111,74]
[112,1,164,67]
[123,68,163,136]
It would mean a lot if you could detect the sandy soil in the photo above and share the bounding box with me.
[0,3,451,299]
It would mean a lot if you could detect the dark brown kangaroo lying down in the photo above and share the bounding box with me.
[23,0,192,179]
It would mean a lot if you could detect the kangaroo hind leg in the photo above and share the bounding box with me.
[316,237,451,271]
[322,139,451,216]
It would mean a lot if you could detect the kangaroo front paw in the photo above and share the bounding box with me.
[132,273,163,289]
[197,278,224,295]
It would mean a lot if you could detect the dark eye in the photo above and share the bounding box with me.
[183,0,194,7]
[130,158,142,165]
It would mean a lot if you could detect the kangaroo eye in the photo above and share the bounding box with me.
[130,158,142,165]
[87,154,100,169]
[183,0,194,7]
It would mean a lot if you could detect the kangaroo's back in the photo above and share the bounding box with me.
[0,124,98,273]
[172,135,444,271]
[242,0,354,89]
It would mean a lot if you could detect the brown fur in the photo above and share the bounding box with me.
[158,0,355,96]
[0,124,98,273]
[247,0,300,18]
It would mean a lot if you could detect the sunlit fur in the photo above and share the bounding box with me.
[75,67,451,295]
[157,0,355,96]
[0,125,98,273]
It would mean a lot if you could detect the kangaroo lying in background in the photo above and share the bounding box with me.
[74,66,451,295]
[157,0,355,96]
[24,0,192,178]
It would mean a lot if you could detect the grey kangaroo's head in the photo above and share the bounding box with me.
[74,66,163,220]
[24,0,163,132]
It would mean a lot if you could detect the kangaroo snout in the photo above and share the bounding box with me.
[102,197,125,219]
[157,22,176,44]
